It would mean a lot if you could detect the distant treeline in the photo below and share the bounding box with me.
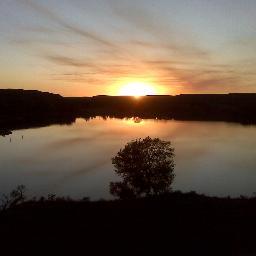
[83,93,256,123]
[1,89,256,134]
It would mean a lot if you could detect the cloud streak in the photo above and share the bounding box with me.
[10,0,255,94]
[20,0,118,50]
[43,54,97,68]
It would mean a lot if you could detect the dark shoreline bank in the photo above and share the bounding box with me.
[2,89,256,136]
[1,191,256,255]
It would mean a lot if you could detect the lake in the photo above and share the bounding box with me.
[1,117,256,199]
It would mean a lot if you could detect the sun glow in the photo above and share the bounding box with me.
[118,82,156,97]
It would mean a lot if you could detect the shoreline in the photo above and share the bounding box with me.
[1,191,256,255]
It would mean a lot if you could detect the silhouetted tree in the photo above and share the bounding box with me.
[48,194,56,201]
[9,185,26,208]
[0,194,11,211]
[0,185,26,210]
[110,137,175,199]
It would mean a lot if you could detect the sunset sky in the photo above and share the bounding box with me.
[0,0,256,96]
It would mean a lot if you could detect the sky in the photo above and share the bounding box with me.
[0,0,256,96]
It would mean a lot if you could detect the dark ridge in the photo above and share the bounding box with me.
[0,89,78,135]
[84,93,256,124]
[1,89,256,134]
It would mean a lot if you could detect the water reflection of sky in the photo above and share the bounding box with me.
[1,117,256,199]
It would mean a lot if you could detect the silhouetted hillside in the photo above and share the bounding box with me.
[85,93,256,124]
[0,89,63,113]
[0,89,78,135]
[1,89,256,135]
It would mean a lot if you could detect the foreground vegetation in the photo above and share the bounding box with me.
[1,191,256,255]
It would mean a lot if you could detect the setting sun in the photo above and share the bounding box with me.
[118,82,156,97]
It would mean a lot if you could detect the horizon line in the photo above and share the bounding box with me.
[1,88,256,98]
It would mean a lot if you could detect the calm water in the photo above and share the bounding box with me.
[1,117,256,199]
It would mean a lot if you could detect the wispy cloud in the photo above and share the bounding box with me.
[109,0,210,59]
[19,0,118,49]
[10,0,254,94]
[43,54,97,68]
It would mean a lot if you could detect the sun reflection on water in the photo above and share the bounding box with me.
[123,117,144,125]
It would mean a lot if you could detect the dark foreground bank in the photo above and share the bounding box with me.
[1,192,256,255]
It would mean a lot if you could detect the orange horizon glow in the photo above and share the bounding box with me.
[107,77,169,97]
[118,82,156,97]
